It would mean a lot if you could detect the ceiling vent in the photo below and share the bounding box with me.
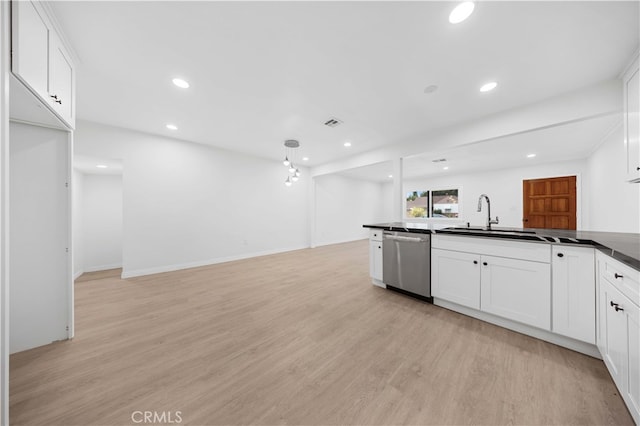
[324,117,343,128]
[432,158,447,163]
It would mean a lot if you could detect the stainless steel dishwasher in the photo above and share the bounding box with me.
[382,231,432,301]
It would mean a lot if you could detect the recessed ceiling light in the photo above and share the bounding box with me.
[302,157,309,162]
[480,81,498,92]
[443,166,449,170]
[388,174,393,178]
[344,141,352,147]
[96,165,108,169]
[527,153,537,158]
[172,78,189,89]
[449,1,475,24]
[166,124,178,130]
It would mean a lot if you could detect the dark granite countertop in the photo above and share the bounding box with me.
[363,223,640,271]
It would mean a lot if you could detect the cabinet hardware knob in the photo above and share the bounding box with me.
[614,273,623,279]
[637,166,640,171]
[473,260,478,265]
[482,262,488,266]
[615,305,625,312]
[378,246,381,249]
[557,253,564,258]
[523,218,528,222]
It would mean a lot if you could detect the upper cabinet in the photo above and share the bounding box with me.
[623,54,639,183]
[11,1,75,129]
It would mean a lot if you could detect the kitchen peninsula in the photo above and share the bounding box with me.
[364,222,640,424]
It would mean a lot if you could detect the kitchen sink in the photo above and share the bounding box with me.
[443,226,537,234]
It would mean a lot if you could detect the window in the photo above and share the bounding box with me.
[406,188,460,219]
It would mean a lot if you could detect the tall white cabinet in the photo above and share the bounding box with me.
[9,123,71,353]
[623,55,640,183]
[11,0,75,128]
[596,251,640,424]
[8,0,75,354]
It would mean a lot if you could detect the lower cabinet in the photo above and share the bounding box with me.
[480,255,551,330]
[368,229,384,286]
[597,252,640,424]
[552,245,596,344]
[431,236,551,330]
[432,249,480,309]
[369,240,383,282]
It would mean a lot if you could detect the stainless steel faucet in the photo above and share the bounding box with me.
[477,194,499,229]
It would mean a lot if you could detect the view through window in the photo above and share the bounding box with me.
[406,189,459,218]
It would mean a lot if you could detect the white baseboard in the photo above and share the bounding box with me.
[84,263,123,273]
[73,270,84,280]
[313,237,367,248]
[434,298,602,359]
[121,245,310,279]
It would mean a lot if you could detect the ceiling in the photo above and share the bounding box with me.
[337,112,621,182]
[74,155,123,175]
[51,1,638,168]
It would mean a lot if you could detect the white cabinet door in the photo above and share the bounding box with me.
[552,245,595,343]
[480,256,551,330]
[625,299,640,424]
[48,34,74,126]
[431,249,480,309]
[624,57,640,182]
[11,0,50,97]
[601,279,628,390]
[369,240,383,283]
[9,123,70,353]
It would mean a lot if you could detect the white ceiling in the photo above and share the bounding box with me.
[74,155,123,175]
[51,1,638,168]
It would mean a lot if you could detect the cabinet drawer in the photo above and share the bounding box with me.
[432,235,550,263]
[369,229,383,242]
[599,252,640,307]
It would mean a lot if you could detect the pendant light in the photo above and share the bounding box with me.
[283,139,301,187]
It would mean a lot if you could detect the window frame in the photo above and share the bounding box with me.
[404,186,463,220]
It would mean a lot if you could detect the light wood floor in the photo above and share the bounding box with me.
[10,240,634,425]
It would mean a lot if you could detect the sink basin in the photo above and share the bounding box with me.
[444,226,537,234]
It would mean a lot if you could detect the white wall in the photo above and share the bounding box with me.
[82,174,123,272]
[74,121,309,278]
[72,169,84,279]
[314,174,384,246]
[403,159,590,229]
[587,124,640,233]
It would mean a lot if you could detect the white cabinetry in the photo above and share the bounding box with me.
[432,249,480,309]
[11,0,75,128]
[432,235,551,330]
[596,251,640,424]
[368,229,384,287]
[624,55,640,182]
[481,255,551,330]
[552,245,595,344]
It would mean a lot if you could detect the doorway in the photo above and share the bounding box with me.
[522,175,577,230]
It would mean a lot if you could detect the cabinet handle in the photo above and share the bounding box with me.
[473,260,478,265]
[614,273,623,279]
[49,94,62,105]
[482,262,488,266]
[557,253,564,258]
[615,305,625,312]
[636,166,640,171]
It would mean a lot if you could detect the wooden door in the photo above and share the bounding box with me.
[522,175,576,230]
